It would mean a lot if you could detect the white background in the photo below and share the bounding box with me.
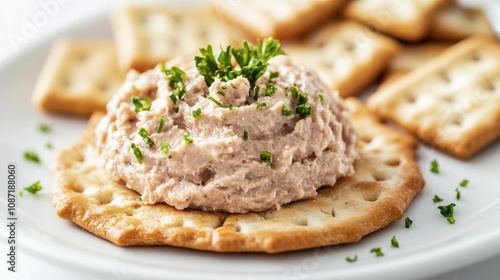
[1,0,500,279]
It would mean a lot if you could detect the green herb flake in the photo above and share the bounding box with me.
[157,116,165,133]
[39,123,51,133]
[433,195,444,203]
[161,142,170,155]
[253,85,260,101]
[221,85,227,90]
[46,142,53,150]
[265,84,277,96]
[162,66,187,102]
[438,203,456,224]
[131,143,143,164]
[183,133,194,144]
[269,71,279,83]
[138,128,154,148]
[216,90,225,96]
[319,94,324,102]
[24,181,43,195]
[281,104,293,116]
[370,247,384,257]
[455,188,461,200]
[290,86,299,99]
[193,108,202,120]
[243,130,249,141]
[138,196,143,202]
[256,101,267,109]
[345,255,358,263]
[459,179,469,187]
[260,151,274,168]
[24,151,41,164]
[295,105,312,118]
[230,83,236,89]
[131,96,152,112]
[391,236,399,248]
[430,159,439,174]
[208,96,225,108]
[228,104,236,111]
[404,217,413,228]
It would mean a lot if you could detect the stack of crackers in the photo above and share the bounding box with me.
[36,0,500,252]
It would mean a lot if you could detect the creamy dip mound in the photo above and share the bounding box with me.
[96,53,357,213]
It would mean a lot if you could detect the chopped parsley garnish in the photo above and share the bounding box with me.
[138,196,143,202]
[243,130,248,141]
[391,236,399,248]
[194,38,285,86]
[208,96,224,108]
[460,179,469,187]
[24,181,43,195]
[162,66,187,102]
[46,142,53,150]
[157,116,165,133]
[253,85,260,101]
[296,105,312,118]
[455,188,461,200]
[216,90,225,96]
[256,101,267,108]
[404,217,413,228]
[295,92,312,118]
[228,104,235,111]
[183,133,194,144]
[230,83,236,89]
[39,123,51,133]
[221,85,227,90]
[260,151,274,168]
[131,143,143,164]
[345,255,358,263]
[24,151,41,164]
[193,108,202,120]
[269,71,279,83]
[265,84,277,96]
[138,128,154,148]
[438,203,456,224]
[433,195,444,203]
[370,247,384,257]
[290,86,299,99]
[161,142,170,155]
[430,159,439,174]
[131,96,151,112]
[319,94,324,102]
[281,104,293,116]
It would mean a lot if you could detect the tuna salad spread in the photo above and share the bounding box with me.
[95,38,358,213]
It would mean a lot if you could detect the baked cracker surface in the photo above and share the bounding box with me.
[368,36,500,159]
[52,98,424,253]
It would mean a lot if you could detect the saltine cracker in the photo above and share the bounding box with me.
[368,36,500,159]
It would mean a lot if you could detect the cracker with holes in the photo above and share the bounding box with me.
[285,21,400,98]
[112,6,242,72]
[344,0,451,42]
[380,42,451,88]
[52,98,424,253]
[219,0,348,40]
[32,39,123,116]
[429,2,494,41]
[368,36,500,159]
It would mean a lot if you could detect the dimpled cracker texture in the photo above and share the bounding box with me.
[112,6,241,72]
[32,39,123,116]
[368,36,500,159]
[380,42,451,88]
[220,0,348,40]
[51,98,424,253]
[344,0,451,42]
[285,21,400,98]
[429,2,494,41]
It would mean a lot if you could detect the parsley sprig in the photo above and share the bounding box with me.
[195,38,285,86]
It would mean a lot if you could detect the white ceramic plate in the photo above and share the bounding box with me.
[1,7,500,280]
